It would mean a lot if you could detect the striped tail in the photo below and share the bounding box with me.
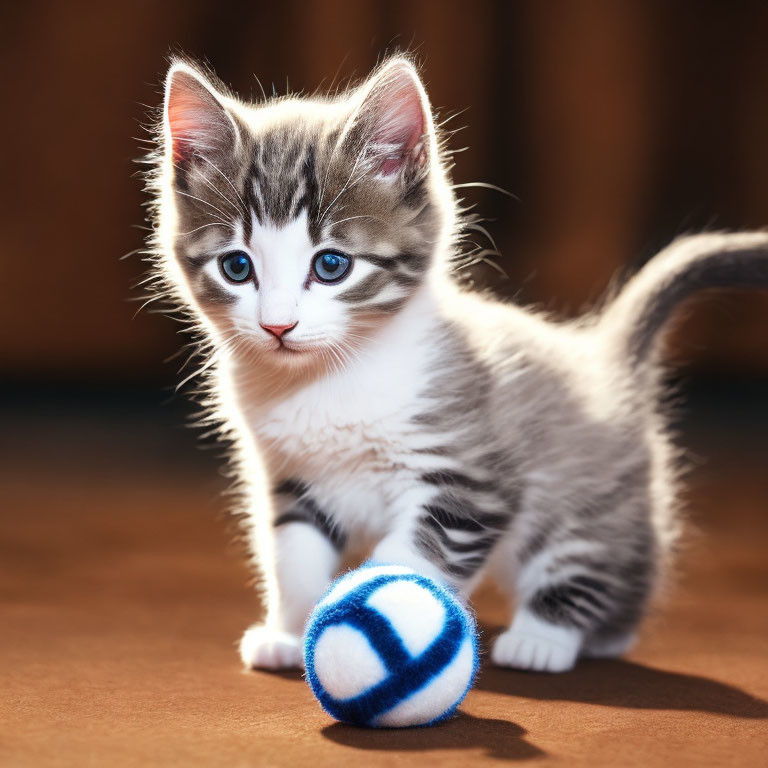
[599,231,768,368]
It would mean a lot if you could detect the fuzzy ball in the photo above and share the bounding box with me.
[303,563,479,728]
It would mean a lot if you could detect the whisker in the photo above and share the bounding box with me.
[452,182,520,201]
[178,222,234,236]
[120,247,149,261]
[319,146,368,224]
[192,168,242,216]
[175,189,233,224]
[329,214,389,229]
[196,154,248,212]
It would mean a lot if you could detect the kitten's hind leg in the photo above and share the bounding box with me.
[240,482,343,670]
[491,607,583,673]
[491,541,653,673]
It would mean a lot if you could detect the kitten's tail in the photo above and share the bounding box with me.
[599,231,768,368]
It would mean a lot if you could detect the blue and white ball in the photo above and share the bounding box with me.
[304,564,479,728]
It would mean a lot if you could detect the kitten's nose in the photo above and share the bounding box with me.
[260,322,297,339]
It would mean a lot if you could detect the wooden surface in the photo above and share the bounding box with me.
[1,409,767,766]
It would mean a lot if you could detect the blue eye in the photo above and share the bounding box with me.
[220,251,253,283]
[312,251,352,284]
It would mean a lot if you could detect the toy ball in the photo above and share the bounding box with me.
[303,563,479,728]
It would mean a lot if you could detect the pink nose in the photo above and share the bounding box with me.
[260,322,297,339]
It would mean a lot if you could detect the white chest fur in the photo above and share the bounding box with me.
[238,288,441,536]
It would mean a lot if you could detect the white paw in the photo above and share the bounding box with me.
[239,626,303,670]
[491,610,582,673]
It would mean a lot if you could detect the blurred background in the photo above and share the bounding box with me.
[3,0,768,389]
[2,4,768,762]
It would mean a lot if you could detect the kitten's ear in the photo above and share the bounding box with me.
[351,58,432,178]
[163,62,236,167]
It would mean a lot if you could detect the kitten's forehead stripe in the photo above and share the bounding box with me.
[299,145,322,243]
[243,166,263,235]
[225,129,343,246]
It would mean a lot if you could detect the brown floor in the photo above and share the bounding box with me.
[1,411,767,767]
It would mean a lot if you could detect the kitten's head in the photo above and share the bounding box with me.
[153,56,455,380]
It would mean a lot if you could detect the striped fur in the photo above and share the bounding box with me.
[146,55,768,673]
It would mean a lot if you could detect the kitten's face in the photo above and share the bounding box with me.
[158,58,451,377]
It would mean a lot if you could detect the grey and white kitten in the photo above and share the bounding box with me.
[147,56,768,673]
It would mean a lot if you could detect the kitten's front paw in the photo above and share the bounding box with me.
[491,611,581,673]
[239,625,303,670]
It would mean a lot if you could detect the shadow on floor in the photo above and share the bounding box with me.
[322,711,546,761]
[475,657,768,718]
[319,656,767,760]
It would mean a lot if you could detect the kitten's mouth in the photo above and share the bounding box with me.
[274,339,311,355]
[260,334,329,360]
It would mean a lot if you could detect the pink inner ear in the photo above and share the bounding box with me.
[370,69,427,176]
[168,95,201,162]
[166,71,222,163]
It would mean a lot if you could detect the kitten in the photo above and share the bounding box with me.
[146,55,768,673]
